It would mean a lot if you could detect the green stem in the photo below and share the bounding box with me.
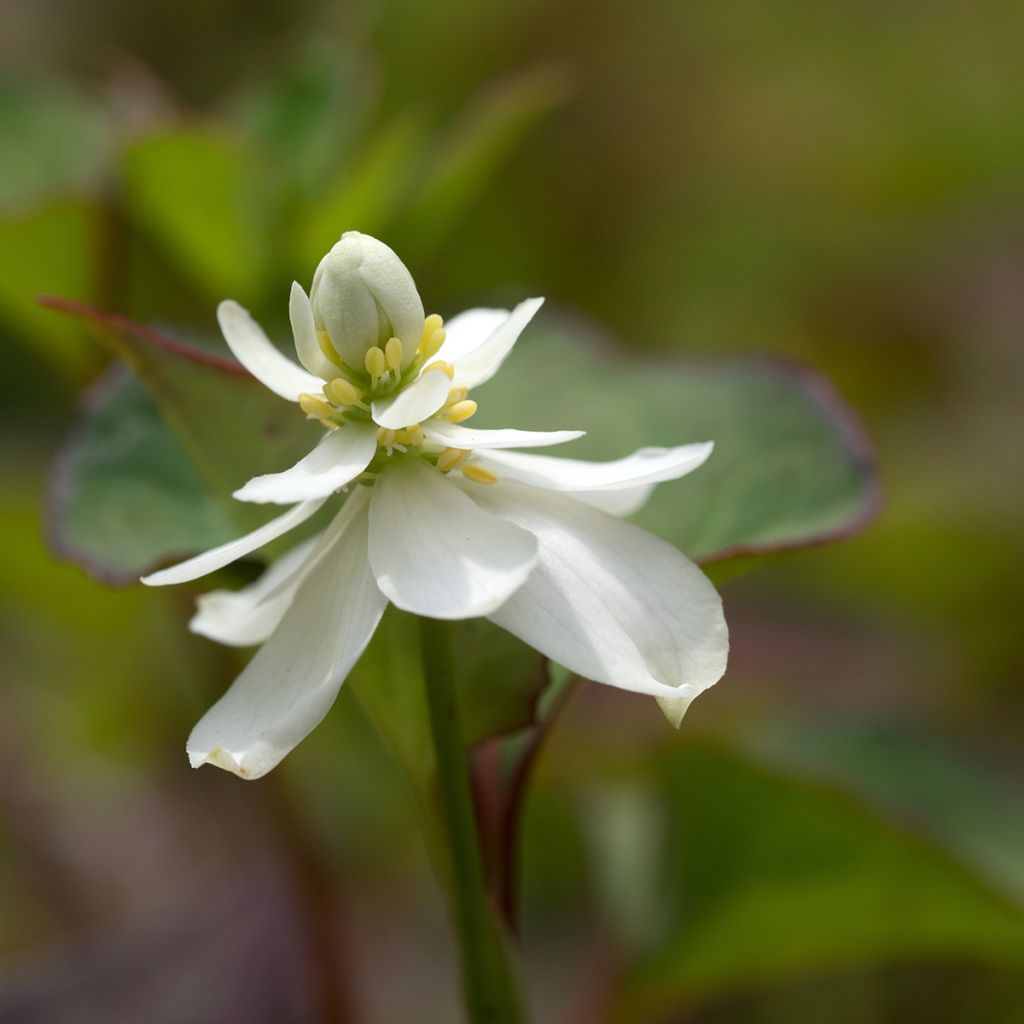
[418,616,525,1023]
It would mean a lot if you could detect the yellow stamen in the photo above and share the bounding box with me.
[365,345,387,382]
[444,386,469,408]
[445,399,477,423]
[421,327,446,359]
[424,360,455,380]
[420,313,444,346]
[384,337,404,372]
[376,427,397,447]
[436,447,471,472]
[299,394,338,421]
[324,377,363,408]
[397,424,424,447]
[461,463,498,485]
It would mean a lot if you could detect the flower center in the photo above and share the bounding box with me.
[296,313,498,488]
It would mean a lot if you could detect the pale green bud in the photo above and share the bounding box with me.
[309,231,424,372]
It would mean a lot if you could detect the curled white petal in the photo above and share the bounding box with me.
[289,282,338,380]
[470,481,728,708]
[367,459,537,619]
[477,443,713,493]
[233,424,377,505]
[217,300,322,401]
[371,367,452,429]
[422,421,584,450]
[141,498,326,586]
[449,297,544,389]
[189,536,319,647]
[433,308,509,366]
[186,494,385,780]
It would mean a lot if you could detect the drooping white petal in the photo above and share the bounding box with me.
[217,300,323,401]
[289,282,338,380]
[367,459,537,619]
[233,423,377,505]
[563,483,656,517]
[449,297,544,389]
[421,420,585,450]
[470,481,728,711]
[186,495,385,779]
[141,497,326,586]
[189,536,319,647]
[371,367,452,429]
[476,443,713,495]
[434,308,509,366]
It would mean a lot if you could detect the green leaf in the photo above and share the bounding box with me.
[0,201,102,380]
[42,297,320,507]
[42,298,321,580]
[292,114,426,273]
[50,368,241,583]
[608,740,1024,1021]
[120,129,272,304]
[474,312,879,563]
[399,66,571,258]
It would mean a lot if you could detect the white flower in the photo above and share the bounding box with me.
[143,232,728,779]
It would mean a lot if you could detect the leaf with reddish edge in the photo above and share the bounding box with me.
[41,296,323,579]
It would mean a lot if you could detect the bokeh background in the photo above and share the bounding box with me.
[2,2,1023,1022]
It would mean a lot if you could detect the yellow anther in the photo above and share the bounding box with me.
[445,399,478,423]
[421,327,446,359]
[436,447,470,472]
[317,330,343,366]
[376,427,397,447]
[444,386,469,408]
[365,345,387,380]
[324,377,363,408]
[299,394,338,421]
[398,424,424,447]
[424,360,455,380]
[420,313,444,346]
[384,337,404,372]
[461,463,498,485]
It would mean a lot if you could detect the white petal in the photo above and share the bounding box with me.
[186,496,385,779]
[471,481,728,708]
[564,484,656,517]
[289,282,338,380]
[371,367,452,429]
[141,497,326,586]
[450,297,544,389]
[421,420,585,450]
[233,423,377,505]
[218,300,323,401]
[189,536,319,647]
[367,459,537,619]
[434,308,509,365]
[477,443,714,493]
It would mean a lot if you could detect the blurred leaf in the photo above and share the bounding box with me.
[0,74,108,211]
[42,298,321,576]
[49,368,240,583]
[747,721,1024,906]
[0,201,101,380]
[611,740,1024,1021]
[120,129,271,304]
[399,65,572,257]
[293,114,425,272]
[238,41,372,199]
[476,312,879,563]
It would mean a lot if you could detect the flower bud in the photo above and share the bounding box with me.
[309,231,424,373]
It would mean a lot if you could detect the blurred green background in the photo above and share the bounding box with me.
[2,1,1022,1022]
